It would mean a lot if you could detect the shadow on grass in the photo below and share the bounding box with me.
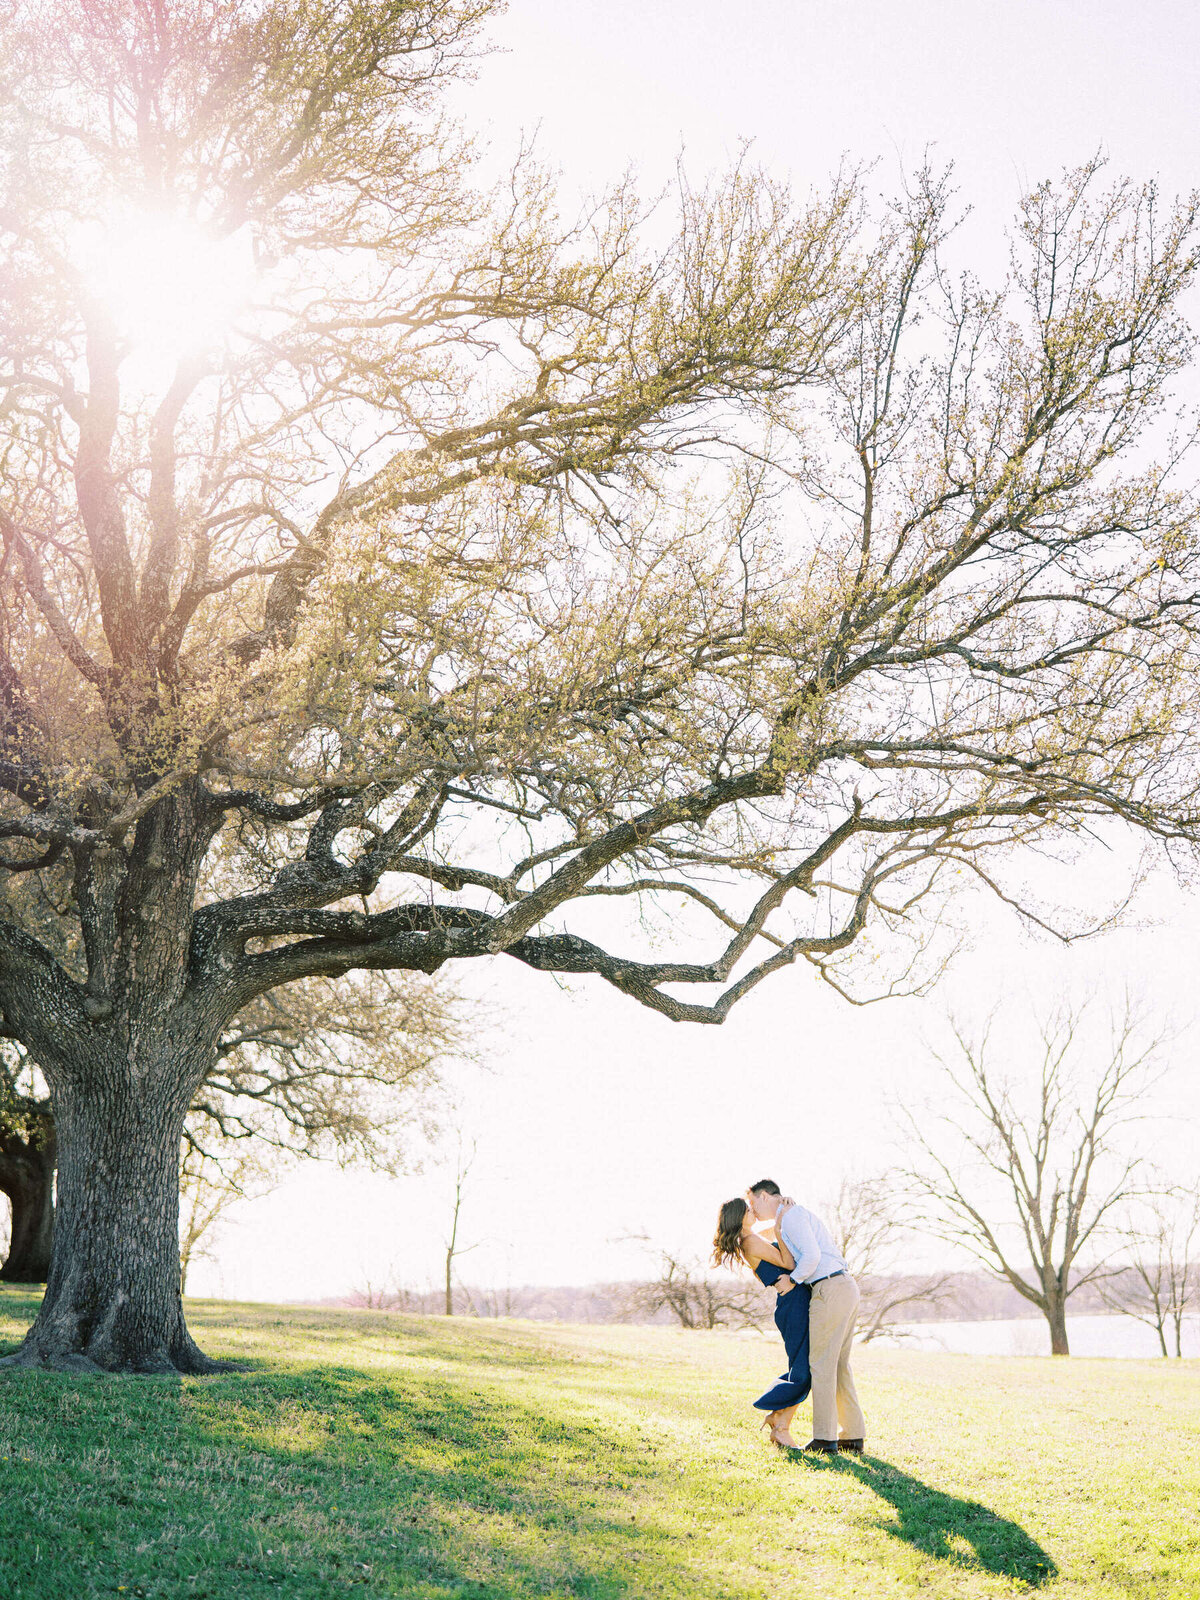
[184,1360,701,1596]
[802,1451,1058,1588]
[0,1346,732,1599]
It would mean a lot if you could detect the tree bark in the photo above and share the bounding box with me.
[1046,1298,1071,1356]
[0,789,245,1375]
[1,1072,226,1374]
[0,1119,55,1283]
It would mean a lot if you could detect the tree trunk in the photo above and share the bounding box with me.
[444,1248,453,1316]
[0,1124,56,1283]
[1,1075,226,1375]
[1046,1298,1070,1356]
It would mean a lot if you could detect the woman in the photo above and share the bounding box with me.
[712,1197,813,1449]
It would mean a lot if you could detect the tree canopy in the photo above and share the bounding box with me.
[1,0,1199,1371]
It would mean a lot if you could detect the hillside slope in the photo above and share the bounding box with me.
[1,1288,1197,1598]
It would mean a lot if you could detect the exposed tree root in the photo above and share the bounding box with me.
[0,1287,243,1376]
[0,1339,243,1376]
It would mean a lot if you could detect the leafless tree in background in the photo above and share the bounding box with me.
[443,1137,479,1317]
[823,1175,952,1341]
[196,970,467,1172]
[178,1137,279,1295]
[354,1282,394,1312]
[0,970,465,1285]
[901,1005,1161,1354]
[350,1279,424,1312]
[0,1045,54,1281]
[1099,1180,1200,1356]
[469,1283,519,1319]
[620,1236,764,1330]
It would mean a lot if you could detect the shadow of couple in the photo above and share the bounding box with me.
[797,1450,1057,1587]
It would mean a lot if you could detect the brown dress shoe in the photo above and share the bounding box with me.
[838,1438,864,1454]
[803,1439,839,1454]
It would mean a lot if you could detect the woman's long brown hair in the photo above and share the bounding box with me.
[712,1197,749,1270]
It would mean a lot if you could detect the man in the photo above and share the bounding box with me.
[746,1178,865,1455]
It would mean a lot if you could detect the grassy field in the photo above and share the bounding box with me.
[1,1288,1197,1599]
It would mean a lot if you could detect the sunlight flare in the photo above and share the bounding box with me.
[83,210,256,364]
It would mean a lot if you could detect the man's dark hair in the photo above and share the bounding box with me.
[749,1178,781,1196]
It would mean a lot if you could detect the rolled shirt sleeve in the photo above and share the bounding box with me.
[778,1205,821,1284]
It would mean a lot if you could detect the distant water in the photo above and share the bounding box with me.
[883,1314,1200,1358]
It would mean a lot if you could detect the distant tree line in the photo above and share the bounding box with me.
[337,1265,1184,1330]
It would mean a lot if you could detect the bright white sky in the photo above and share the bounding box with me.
[192,0,1200,1304]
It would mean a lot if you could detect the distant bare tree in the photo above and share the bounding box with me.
[0,969,464,1285]
[0,1045,54,1282]
[469,1283,519,1319]
[469,1248,522,1318]
[823,1176,952,1341]
[178,1138,279,1294]
[354,1281,394,1311]
[443,1138,480,1317]
[195,970,465,1171]
[1100,1181,1200,1357]
[902,1004,1160,1355]
[350,1278,423,1312]
[621,1237,764,1330]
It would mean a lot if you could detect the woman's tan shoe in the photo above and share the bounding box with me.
[760,1413,798,1449]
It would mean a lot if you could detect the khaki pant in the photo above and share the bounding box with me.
[808,1273,866,1442]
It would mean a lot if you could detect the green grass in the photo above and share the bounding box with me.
[1,1288,1197,1598]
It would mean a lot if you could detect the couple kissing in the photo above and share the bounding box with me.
[713,1179,866,1455]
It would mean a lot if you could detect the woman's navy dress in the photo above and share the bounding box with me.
[751,1258,812,1412]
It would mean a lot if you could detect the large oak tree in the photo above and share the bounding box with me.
[1,0,1199,1371]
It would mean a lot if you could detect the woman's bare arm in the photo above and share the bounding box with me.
[743,1234,792,1270]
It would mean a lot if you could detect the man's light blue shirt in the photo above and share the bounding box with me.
[777,1203,847,1285]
